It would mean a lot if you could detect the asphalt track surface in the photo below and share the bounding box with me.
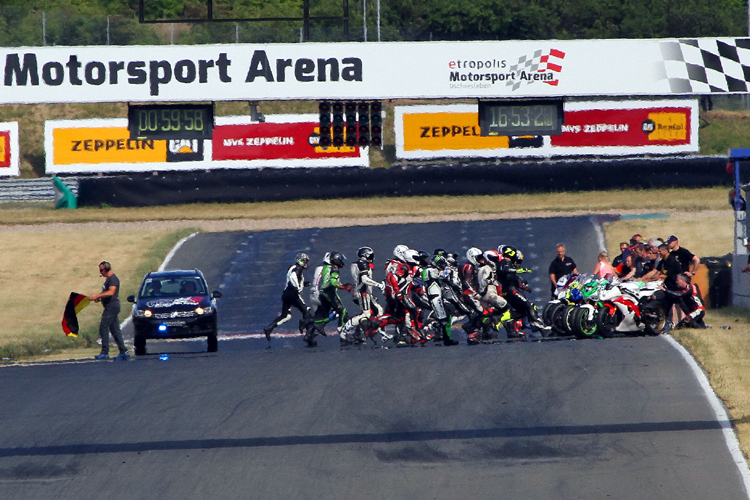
[0,217,747,499]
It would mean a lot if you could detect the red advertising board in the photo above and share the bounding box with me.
[551,107,692,147]
[212,122,360,161]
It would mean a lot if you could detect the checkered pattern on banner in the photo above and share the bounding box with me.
[506,49,565,91]
[661,38,750,93]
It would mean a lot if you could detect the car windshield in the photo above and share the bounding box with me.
[140,277,207,297]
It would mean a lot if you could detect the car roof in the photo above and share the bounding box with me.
[144,270,205,280]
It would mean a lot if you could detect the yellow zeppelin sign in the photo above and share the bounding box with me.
[402,112,510,151]
[54,127,166,165]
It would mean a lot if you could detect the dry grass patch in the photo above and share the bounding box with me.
[0,187,730,226]
[0,227,194,361]
[603,211,734,259]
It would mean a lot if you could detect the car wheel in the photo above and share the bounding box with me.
[134,335,147,356]
[207,326,218,352]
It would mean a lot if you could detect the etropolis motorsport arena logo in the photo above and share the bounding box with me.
[448,49,565,91]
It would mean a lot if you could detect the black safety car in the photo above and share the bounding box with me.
[127,269,222,355]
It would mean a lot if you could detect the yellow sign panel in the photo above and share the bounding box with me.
[54,127,166,165]
[403,112,510,151]
[0,135,6,164]
[647,112,687,141]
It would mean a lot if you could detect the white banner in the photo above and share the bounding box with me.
[4,38,750,103]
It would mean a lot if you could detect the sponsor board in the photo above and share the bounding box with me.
[45,115,367,174]
[0,122,19,176]
[3,38,750,103]
[395,101,698,159]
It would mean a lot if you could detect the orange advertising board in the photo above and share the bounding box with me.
[53,127,166,165]
[402,112,509,151]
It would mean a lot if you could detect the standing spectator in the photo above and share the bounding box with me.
[548,243,578,297]
[90,261,129,361]
[593,251,615,279]
[666,235,700,276]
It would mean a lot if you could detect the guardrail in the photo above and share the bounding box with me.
[0,177,79,204]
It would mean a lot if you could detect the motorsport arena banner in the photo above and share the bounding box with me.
[45,115,367,174]
[4,38,750,103]
[0,122,19,176]
[394,100,698,160]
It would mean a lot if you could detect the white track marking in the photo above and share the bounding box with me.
[665,334,750,498]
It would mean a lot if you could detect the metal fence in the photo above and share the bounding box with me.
[0,6,427,46]
[0,177,78,204]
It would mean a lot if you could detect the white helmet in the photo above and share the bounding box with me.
[393,244,409,262]
[403,249,420,265]
[323,252,331,264]
[466,247,483,266]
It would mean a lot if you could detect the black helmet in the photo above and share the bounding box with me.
[416,250,431,267]
[432,254,448,269]
[295,252,310,268]
[330,252,346,268]
[502,245,520,265]
[433,248,447,257]
[357,246,374,262]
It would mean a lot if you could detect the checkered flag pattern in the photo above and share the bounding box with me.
[506,49,566,91]
[661,38,750,93]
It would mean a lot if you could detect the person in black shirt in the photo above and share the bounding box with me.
[90,261,129,361]
[548,243,578,297]
[666,235,700,276]
[612,241,629,268]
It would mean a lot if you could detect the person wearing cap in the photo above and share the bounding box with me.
[666,235,700,276]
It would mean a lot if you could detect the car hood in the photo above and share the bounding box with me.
[136,296,212,309]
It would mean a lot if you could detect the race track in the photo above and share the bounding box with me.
[0,217,747,500]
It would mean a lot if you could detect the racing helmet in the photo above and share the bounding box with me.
[329,252,346,268]
[446,252,459,267]
[516,250,524,266]
[501,245,520,265]
[403,249,420,265]
[323,252,331,264]
[295,252,310,268]
[357,246,374,262]
[466,247,484,266]
[433,248,447,258]
[393,244,409,262]
[432,254,448,270]
[484,249,500,263]
[416,250,431,267]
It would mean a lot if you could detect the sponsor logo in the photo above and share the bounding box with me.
[167,139,203,162]
[448,49,565,91]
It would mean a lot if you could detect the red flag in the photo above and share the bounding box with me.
[62,292,90,337]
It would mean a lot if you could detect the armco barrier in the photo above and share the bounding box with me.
[75,156,729,208]
[0,177,78,204]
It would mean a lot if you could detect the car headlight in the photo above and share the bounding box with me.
[135,309,153,318]
[195,306,213,315]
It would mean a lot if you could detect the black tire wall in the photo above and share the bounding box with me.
[75,156,729,208]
